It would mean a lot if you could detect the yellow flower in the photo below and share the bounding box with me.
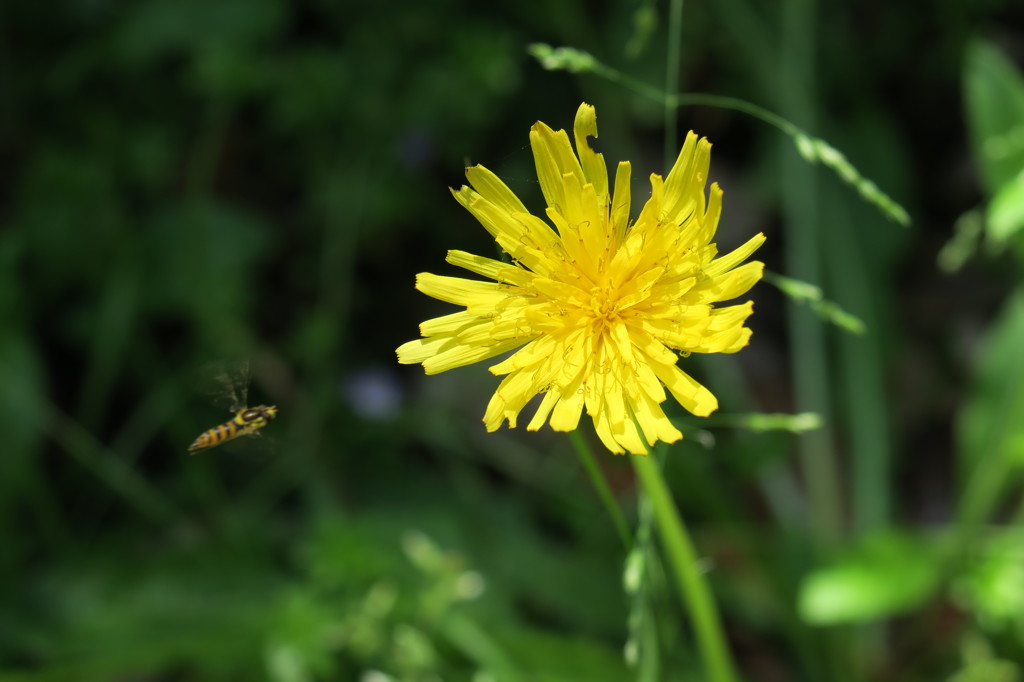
[397,103,765,455]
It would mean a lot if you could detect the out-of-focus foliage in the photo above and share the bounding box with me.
[797,530,941,625]
[4,0,1024,680]
[956,288,1024,497]
[964,40,1024,251]
[947,633,1021,682]
[955,529,1024,637]
[957,42,1024,520]
[964,41,1024,198]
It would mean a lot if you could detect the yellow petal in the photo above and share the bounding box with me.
[424,338,527,375]
[416,273,505,306]
[446,250,533,287]
[484,367,552,429]
[611,405,648,455]
[573,102,609,202]
[704,232,766,278]
[402,105,765,456]
[651,360,718,417]
[451,188,562,276]
[526,390,559,431]
[685,182,721,249]
[611,161,632,245]
[690,262,764,303]
[530,121,584,214]
[592,407,627,454]
[397,337,451,365]
[549,360,588,432]
[465,164,530,215]
[489,334,559,374]
[662,132,711,229]
[632,392,682,447]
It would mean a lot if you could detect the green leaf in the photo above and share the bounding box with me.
[947,632,1022,682]
[986,168,1024,246]
[954,529,1024,634]
[964,41,1024,196]
[494,627,633,682]
[957,287,1024,471]
[798,531,941,624]
[955,287,1024,525]
[267,588,342,682]
[0,333,46,517]
[938,209,984,273]
[527,44,597,74]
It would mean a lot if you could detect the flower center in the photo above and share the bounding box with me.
[588,285,621,325]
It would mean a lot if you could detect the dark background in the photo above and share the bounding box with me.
[3,1,1024,680]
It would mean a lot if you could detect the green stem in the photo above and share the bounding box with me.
[664,0,684,165]
[46,401,178,525]
[535,45,908,224]
[1011,492,1024,526]
[442,612,524,682]
[779,0,843,550]
[632,454,738,682]
[675,94,802,136]
[569,431,632,549]
[585,59,807,140]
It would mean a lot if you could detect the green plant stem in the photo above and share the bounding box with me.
[536,45,907,225]
[779,2,850,680]
[778,0,843,550]
[632,454,738,682]
[569,431,632,549]
[825,183,890,534]
[442,612,523,682]
[584,58,809,141]
[45,400,178,525]
[664,0,684,165]
[1012,492,1024,526]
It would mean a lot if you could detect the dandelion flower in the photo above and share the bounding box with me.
[397,103,765,455]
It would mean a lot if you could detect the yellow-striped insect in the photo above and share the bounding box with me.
[188,362,278,455]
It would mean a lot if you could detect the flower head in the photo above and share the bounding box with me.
[398,103,764,455]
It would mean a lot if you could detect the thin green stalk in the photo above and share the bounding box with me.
[826,185,890,534]
[951,288,1024,560]
[529,44,909,225]
[709,0,777,91]
[442,612,524,682]
[582,57,805,141]
[779,0,843,550]
[46,401,178,525]
[569,431,632,549]
[957,304,1024,530]
[186,98,231,198]
[664,0,684,165]
[572,61,806,139]
[957,441,1017,530]
[632,454,738,682]
[1012,491,1024,526]
[779,2,851,679]
[626,487,662,681]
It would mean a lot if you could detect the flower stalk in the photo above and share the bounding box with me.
[632,452,738,682]
[570,430,632,549]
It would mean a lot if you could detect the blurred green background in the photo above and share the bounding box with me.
[4,0,1024,680]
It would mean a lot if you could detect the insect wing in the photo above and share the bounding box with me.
[191,362,279,457]
[195,360,251,413]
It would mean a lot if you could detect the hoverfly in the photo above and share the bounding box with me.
[188,361,278,455]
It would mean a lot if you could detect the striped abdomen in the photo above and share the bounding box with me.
[188,405,278,454]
